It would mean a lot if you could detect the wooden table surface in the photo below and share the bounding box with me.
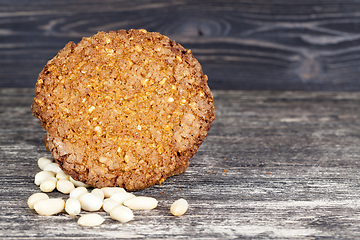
[1,88,360,239]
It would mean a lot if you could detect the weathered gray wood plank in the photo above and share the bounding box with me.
[1,88,360,239]
[2,1,360,90]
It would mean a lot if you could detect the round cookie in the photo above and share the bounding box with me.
[31,29,215,191]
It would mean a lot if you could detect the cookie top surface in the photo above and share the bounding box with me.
[32,29,215,191]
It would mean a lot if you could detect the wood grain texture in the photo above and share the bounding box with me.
[1,0,360,90]
[1,88,360,239]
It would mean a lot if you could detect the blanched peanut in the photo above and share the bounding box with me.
[110,205,134,223]
[78,193,103,211]
[170,198,188,216]
[69,176,91,188]
[77,213,105,227]
[69,187,88,199]
[43,162,62,173]
[91,188,104,200]
[37,157,53,170]
[102,198,119,213]
[34,198,65,216]
[56,170,70,181]
[123,196,158,210]
[34,171,55,186]
[39,177,57,192]
[110,192,135,205]
[65,198,81,216]
[56,179,75,194]
[101,187,126,198]
[27,192,49,209]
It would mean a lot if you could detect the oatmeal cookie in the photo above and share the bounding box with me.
[31,29,215,191]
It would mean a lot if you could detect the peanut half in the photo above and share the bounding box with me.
[34,198,65,216]
[170,198,188,216]
[123,196,158,210]
[77,213,105,227]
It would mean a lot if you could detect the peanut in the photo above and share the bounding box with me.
[170,198,188,216]
[77,213,105,227]
[37,157,53,170]
[78,193,103,211]
[110,192,135,205]
[27,192,49,209]
[101,187,126,198]
[123,196,158,210]
[110,205,134,223]
[39,177,57,192]
[56,179,75,194]
[34,198,65,216]
[102,198,119,213]
[69,187,88,199]
[34,171,55,186]
[65,198,81,216]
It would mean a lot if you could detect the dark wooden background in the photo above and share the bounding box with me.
[2,0,360,91]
